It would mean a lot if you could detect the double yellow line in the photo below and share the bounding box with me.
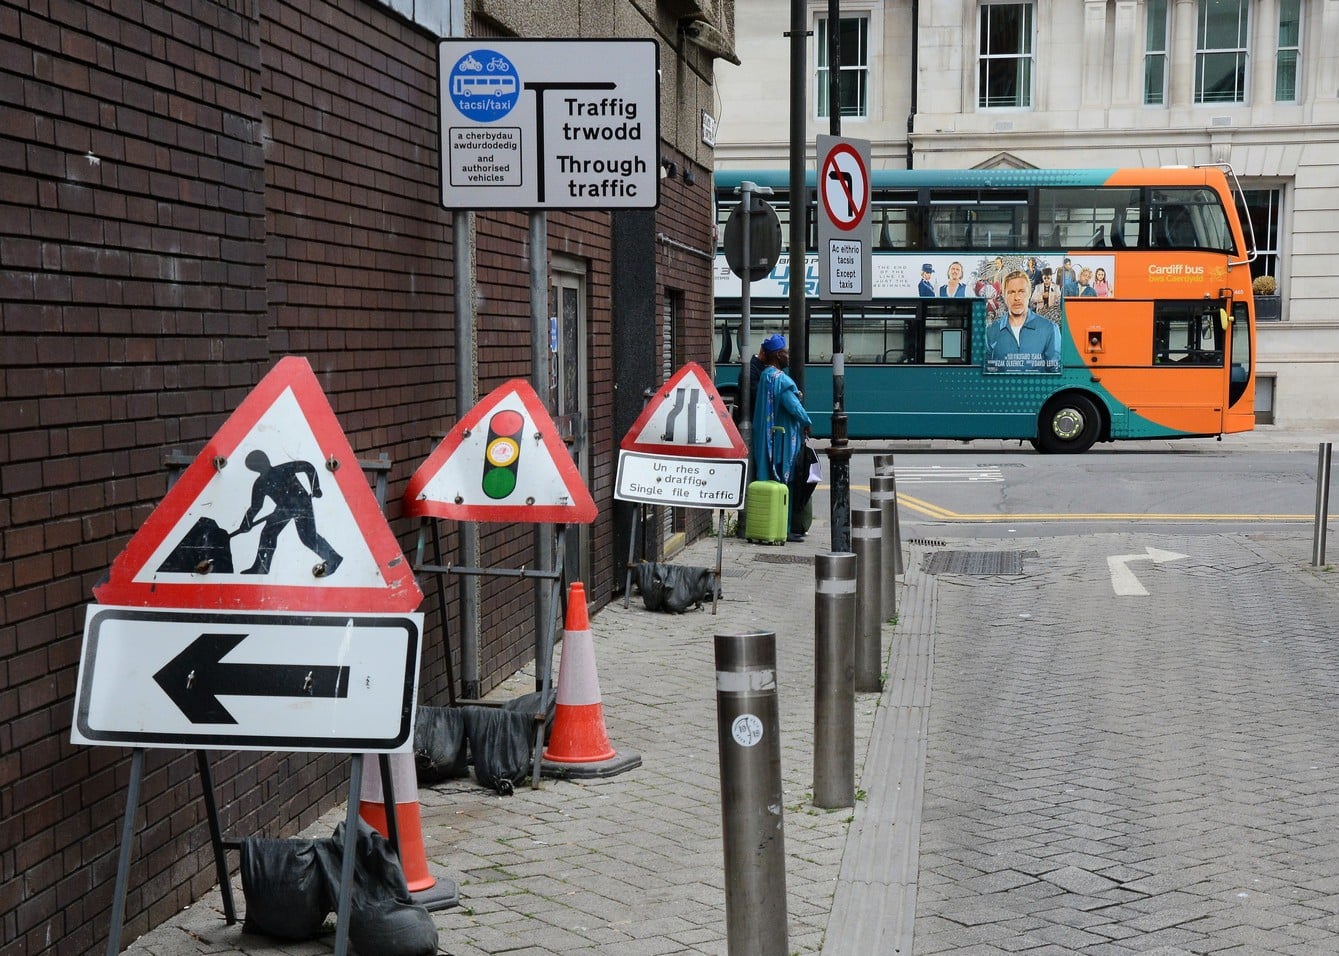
[842,485,1315,523]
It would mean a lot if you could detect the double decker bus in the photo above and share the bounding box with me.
[713,166,1257,453]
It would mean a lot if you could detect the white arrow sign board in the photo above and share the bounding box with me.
[72,606,423,752]
[615,452,747,510]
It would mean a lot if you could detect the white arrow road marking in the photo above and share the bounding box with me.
[1107,547,1188,596]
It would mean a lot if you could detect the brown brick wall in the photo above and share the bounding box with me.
[0,0,718,950]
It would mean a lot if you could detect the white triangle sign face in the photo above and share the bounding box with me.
[94,357,423,613]
[621,361,747,459]
[403,379,597,524]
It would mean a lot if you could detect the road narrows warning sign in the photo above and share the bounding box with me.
[93,356,423,613]
[620,362,746,460]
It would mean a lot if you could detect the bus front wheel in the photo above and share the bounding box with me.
[1037,394,1101,454]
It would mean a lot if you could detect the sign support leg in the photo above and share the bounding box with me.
[713,510,725,615]
[624,503,641,608]
[531,528,566,788]
[428,520,458,706]
[333,755,364,956]
[105,747,145,956]
[194,750,236,924]
[377,753,401,854]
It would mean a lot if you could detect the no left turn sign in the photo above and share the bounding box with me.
[820,142,869,232]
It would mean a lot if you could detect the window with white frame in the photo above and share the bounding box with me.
[978,3,1034,109]
[1242,187,1283,289]
[1276,0,1300,101]
[816,15,869,119]
[1143,0,1169,105]
[1195,0,1249,103]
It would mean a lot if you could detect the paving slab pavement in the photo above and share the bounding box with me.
[122,426,1339,955]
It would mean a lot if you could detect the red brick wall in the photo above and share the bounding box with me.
[0,0,718,951]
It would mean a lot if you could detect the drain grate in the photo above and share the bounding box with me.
[907,537,947,548]
[754,553,816,565]
[924,550,1025,575]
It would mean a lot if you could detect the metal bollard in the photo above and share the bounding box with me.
[851,510,883,693]
[871,458,904,574]
[813,553,856,809]
[1315,443,1333,567]
[869,474,900,618]
[715,632,789,955]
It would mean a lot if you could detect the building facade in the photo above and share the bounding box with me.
[0,0,734,951]
[715,0,1339,426]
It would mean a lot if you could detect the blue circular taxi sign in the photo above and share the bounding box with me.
[448,49,519,122]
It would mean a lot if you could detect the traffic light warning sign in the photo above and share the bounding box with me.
[404,379,597,524]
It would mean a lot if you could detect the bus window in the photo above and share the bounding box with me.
[1038,186,1141,249]
[1150,188,1234,253]
[923,303,971,364]
[1153,301,1225,366]
[1229,301,1251,404]
[871,201,917,249]
[928,190,1027,250]
[845,311,911,363]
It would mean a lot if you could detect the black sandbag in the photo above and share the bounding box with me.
[633,562,721,613]
[239,836,334,940]
[413,705,469,783]
[463,705,534,795]
[317,820,438,956]
[502,689,555,746]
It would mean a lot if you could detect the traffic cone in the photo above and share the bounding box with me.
[541,582,642,779]
[358,752,458,910]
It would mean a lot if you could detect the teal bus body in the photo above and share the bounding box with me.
[713,165,1257,451]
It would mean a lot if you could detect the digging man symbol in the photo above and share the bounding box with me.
[236,450,343,577]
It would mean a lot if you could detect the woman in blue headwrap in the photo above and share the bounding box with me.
[752,335,813,540]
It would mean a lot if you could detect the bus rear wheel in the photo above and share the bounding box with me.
[1036,394,1101,454]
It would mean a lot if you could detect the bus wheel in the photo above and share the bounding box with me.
[1037,394,1100,454]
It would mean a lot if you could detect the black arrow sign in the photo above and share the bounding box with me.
[153,633,351,724]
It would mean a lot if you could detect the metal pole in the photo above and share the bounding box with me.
[873,457,904,575]
[1314,442,1332,566]
[531,211,555,690]
[813,552,856,809]
[787,0,808,394]
[454,210,481,701]
[738,180,755,452]
[826,0,851,556]
[737,183,756,542]
[870,474,900,619]
[851,510,883,692]
[715,631,789,955]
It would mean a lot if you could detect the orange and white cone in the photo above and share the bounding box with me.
[358,752,457,910]
[541,582,642,779]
